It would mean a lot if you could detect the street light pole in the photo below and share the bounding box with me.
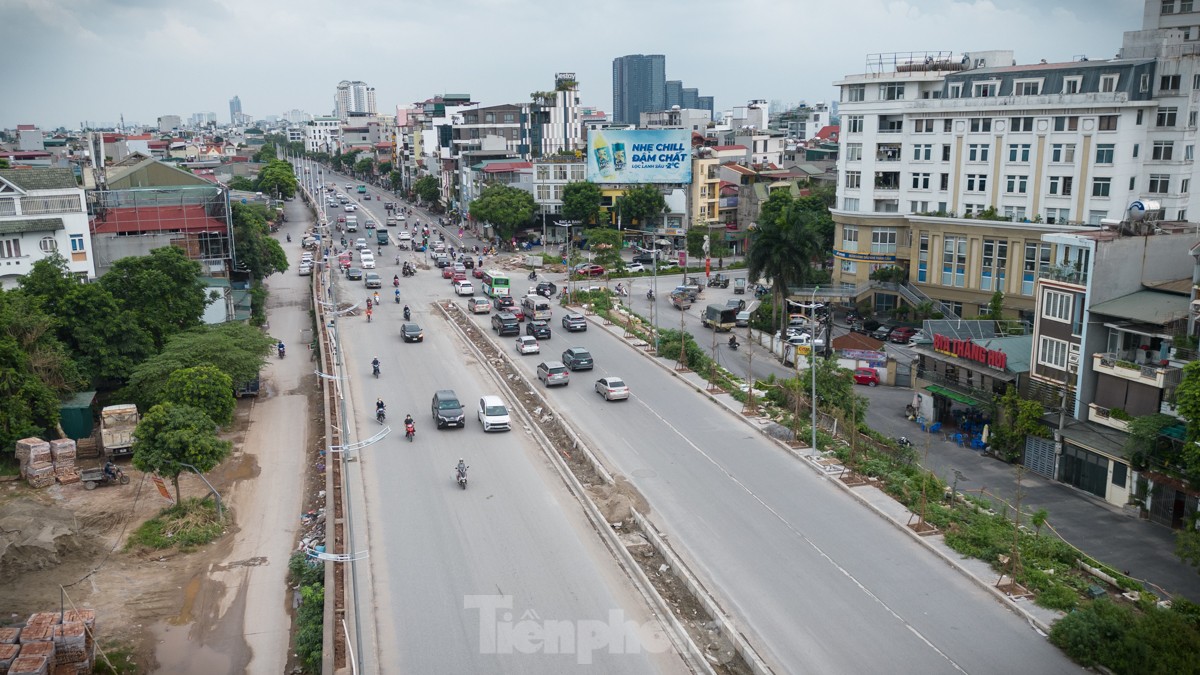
[811,286,819,453]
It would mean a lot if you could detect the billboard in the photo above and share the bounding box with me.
[587,129,692,184]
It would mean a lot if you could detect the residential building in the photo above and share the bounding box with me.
[229,95,241,125]
[640,108,712,133]
[529,73,585,157]
[304,116,341,154]
[612,54,666,125]
[532,156,586,219]
[771,102,832,141]
[335,80,377,121]
[157,115,182,133]
[0,168,95,285]
[690,146,722,242]
[16,124,44,151]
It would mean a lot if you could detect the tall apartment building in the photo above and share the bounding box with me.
[228,95,242,125]
[612,54,666,124]
[304,116,341,154]
[530,73,585,157]
[335,80,377,121]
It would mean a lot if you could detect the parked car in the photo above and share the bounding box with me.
[851,318,881,335]
[298,264,312,276]
[526,320,552,339]
[871,324,896,341]
[477,395,511,432]
[853,368,880,387]
[626,262,646,273]
[561,313,587,332]
[431,390,465,428]
[594,376,630,401]
[400,322,424,342]
[573,263,605,277]
[515,336,540,354]
[561,347,594,371]
[889,326,918,344]
[536,360,570,387]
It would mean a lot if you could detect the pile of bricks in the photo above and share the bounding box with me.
[0,610,96,675]
[49,440,79,486]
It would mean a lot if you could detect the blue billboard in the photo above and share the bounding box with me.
[586,129,692,184]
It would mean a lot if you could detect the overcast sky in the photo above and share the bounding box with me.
[2,0,1146,130]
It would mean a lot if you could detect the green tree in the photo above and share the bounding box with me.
[469,183,536,242]
[252,143,277,163]
[616,185,666,228]
[685,228,715,259]
[989,385,1050,462]
[334,150,360,173]
[982,290,1005,320]
[256,159,298,199]
[161,365,235,427]
[0,290,78,453]
[414,175,440,205]
[60,283,154,385]
[100,246,211,351]
[811,356,867,424]
[388,170,403,192]
[131,402,232,503]
[377,161,393,175]
[792,193,836,253]
[228,176,256,191]
[126,322,276,409]
[745,192,825,330]
[354,157,375,175]
[232,203,288,280]
[17,254,78,319]
[583,227,624,274]
[561,181,603,226]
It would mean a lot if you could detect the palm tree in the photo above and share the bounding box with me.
[745,201,823,335]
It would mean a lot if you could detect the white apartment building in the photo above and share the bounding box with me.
[305,116,342,154]
[640,107,712,133]
[0,168,96,285]
[532,73,586,156]
[335,80,377,121]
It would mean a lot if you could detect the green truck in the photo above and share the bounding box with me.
[701,304,738,331]
[376,229,389,245]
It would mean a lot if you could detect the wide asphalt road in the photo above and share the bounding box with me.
[459,281,1080,674]
[316,185,687,673]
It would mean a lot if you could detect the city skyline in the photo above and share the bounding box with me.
[2,0,1142,129]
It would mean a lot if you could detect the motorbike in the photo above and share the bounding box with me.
[896,436,914,448]
[395,291,401,304]
[377,408,386,424]
[403,307,411,321]
[728,338,739,351]
[405,422,416,442]
[81,466,129,489]
[277,344,286,359]
[372,363,380,378]
[646,289,655,301]
[393,277,400,287]
[286,233,292,242]
[528,270,537,281]
[455,465,469,489]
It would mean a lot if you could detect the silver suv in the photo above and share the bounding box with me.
[536,361,570,387]
[431,389,465,428]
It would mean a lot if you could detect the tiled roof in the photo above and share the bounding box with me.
[0,217,65,234]
[16,124,35,130]
[0,151,52,158]
[482,161,532,173]
[0,168,77,191]
[90,204,228,235]
[813,125,839,140]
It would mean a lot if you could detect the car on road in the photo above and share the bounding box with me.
[561,313,587,332]
[735,310,750,327]
[535,281,557,298]
[473,267,484,278]
[561,347,594,371]
[477,395,511,432]
[889,326,918,344]
[656,260,679,271]
[442,265,455,279]
[365,219,376,229]
[492,312,520,336]
[355,238,368,250]
[536,361,570,387]
[853,368,880,387]
[726,298,747,311]
[467,297,491,314]
[594,377,630,401]
[347,267,364,281]
[573,263,605,277]
[364,271,381,288]
[625,262,646,273]
[361,254,376,269]
[298,263,312,276]
[526,320,551,339]
[400,322,424,342]
[515,336,540,354]
[344,204,356,212]
[454,280,474,296]
[871,324,896,341]
[431,390,465,429]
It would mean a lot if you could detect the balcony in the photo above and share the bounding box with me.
[1037,264,1088,287]
[1088,403,1132,432]
[876,144,902,162]
[874,172,901,191]
[1092,353,1182,389]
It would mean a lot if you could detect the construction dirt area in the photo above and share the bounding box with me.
[0,376,327,673]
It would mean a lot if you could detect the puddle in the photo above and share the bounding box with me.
[151,620,235,674]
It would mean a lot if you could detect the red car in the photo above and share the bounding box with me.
[573,263,605,277]
[853,368,880,387]
[473,267,484,278]
[889,326,918,344]
[442,266,454,279]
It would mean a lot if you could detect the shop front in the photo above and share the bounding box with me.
[912,334,1031,444]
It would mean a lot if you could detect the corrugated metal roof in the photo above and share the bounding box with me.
[0,168,77,191]
[1090,290,1190,325]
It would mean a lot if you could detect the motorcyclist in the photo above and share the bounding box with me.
[103,460,117,481]
[286,233,292,242]
[528,269,537,280]
[394,288,401,303]
[728,335,739,349]
[393,275,400,287]
[376,397,385,414]
[404,414,416,440]
[615,283,626,296]
[646,289,655,300]
[372,358,380,376]
[373,291,380,306]
[277,341,286,357]
[456,459,468,479]
[403,304,411,320]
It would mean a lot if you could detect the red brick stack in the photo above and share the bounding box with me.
[0,611,95,675]
[49,440,79,486]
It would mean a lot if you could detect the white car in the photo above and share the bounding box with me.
[477,395,511,432]
[594,376,630,401]
[515,336,540,354]
[454,280,474,296]
[344,204,356,212]
[361,254,376,269]
[355,238,368,250]
[626,262,646,273]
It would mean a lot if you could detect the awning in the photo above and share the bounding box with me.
[924,385,982,407]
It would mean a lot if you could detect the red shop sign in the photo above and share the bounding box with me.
[933,334,1007,370]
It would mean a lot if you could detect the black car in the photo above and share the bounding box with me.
[871,324,896,341]
[562,347,594,371]
[561,313,587,332]
[851,318,881,335]
[492,312,520,336]
[431,389,465,429]
[526,320,551,339]
[346,267,364,281]
[536,281,557,298]
[401,322,424,342]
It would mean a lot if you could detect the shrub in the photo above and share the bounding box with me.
[1050,599,1200,674]
[294,583,324,673]
[126,498,226,551]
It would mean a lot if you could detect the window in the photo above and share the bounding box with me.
[1157,107,1178,127]
[536,184,551,200]
[1164,0,1177,13]
[914,119,936,133]
[553,165,568,180]
[1096,144,1115,164]
[1053,116,1079,131]
[1100,74,1119,92]
[871,227,898,254]
[842,225,859,251]
[1023,242,1052,295]
[968,144,990,161]
[570,166,585,181]
[1112,462,1128,489]
[1153,141,1175,160]
[1133,143,1140,158]
[536,165,550,180]
[911,172,931,189]
[1185,0,1195,12]
[1063,77,1082,94]
[969,118,992,132]
[909,200,929,213]
[1092,177,1112,197]
[70,234,84,252]
[846,115,864,133]
[37,237,57,253]
[939,173,950,190]
[1161,74,1182,91]
[973,82,998,98]
[966,174,988,191]
[949,83,963,98]
[1141,73,1151,92]
[943,119,953,133]
[1049,176,1073,195]
[0,238,20,259]
[881,83,906,100]
[1039,336,1069,369]
[1046,207,1071,224]
[917,233,929,282]
[1184,178,1191,193]
[1192,111,1199,128]
[846,143,863,161]
[841,260,858,274]
[845,171,862,189]
[1051,143,1076,163]
[1006,175,1028,194]
[842,197,860,211]
[981,239,1008,291]
[941,144,951,161]
[1149,174,1170,193]
[1010,117,1034,132]
[1014,80,1041,96]
[912,144,932,161]
[942,235,967,287]
[1008,143,1031,162]
[1004,205,1027,221]
[1043,290,1072,322]
[846,84,865,102]
[1098,115,1119,131]
[503,113,515,123]
[963,203,984,216]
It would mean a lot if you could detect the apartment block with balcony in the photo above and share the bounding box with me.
[0,168,95,285]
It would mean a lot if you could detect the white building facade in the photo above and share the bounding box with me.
[0,168,96,285]
[305,117,342,154]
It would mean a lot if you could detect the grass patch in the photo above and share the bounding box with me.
[125,497,227,552]
[0,453,20,477]
[91,640,141,675]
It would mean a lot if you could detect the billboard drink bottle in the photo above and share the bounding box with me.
[592,133,615,179]
[612,142,626,172]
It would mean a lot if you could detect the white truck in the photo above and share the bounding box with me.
[100,404,140,458]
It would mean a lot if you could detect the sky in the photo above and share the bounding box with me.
[1,0,1147,130]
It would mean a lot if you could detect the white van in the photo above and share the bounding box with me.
[521,295,552,321]
[345,215,359,232]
